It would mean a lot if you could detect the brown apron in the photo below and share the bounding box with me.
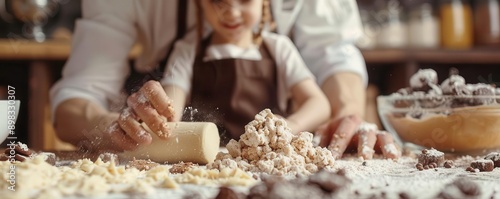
[186,37,286,144]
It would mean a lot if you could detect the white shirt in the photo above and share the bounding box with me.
[50,0,367,115]
[163,32,314,112]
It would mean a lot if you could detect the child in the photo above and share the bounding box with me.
[162,0,330,143]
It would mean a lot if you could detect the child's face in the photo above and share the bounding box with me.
[201,0,263,45]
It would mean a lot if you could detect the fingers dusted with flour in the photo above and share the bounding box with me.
[376,132,402,159]
[353,122,378,160]
[107,122,140,151]
[356,130,377,160]
[139,81,176,121]
[103,81,175,151]
[117,107,152,144]
[127,91,171,139]
[319,115,362,159]
[317,117,402,160]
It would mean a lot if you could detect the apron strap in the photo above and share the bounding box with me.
[158,0,189,71]
[125,0,189,94]
[193,34,213,67]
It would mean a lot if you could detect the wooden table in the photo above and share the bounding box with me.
[2,149,499,198]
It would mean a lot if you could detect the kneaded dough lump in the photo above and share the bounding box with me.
[208,109,335,175]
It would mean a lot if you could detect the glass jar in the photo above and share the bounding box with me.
[439,0,474,49]
[376,0,408,48]
[408,2,440,48]
[474,0,500,47]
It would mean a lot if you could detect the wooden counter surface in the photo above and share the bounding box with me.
[1,150,499,199]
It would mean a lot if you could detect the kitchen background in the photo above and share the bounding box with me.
[0,0,499,150]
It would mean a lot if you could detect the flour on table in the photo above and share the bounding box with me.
[174,167,257,187]
[331,156,500,199]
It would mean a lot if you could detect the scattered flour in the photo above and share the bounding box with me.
[137,93,148,104]
[356,122,378,133]
[332,156,500,199]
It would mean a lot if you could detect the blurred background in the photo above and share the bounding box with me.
[0,0,499,150]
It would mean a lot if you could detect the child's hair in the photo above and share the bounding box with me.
[194,0,275,48]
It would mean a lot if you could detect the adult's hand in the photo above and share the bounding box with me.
[317,115,401,160]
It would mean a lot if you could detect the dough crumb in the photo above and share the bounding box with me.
[208,109,335,176]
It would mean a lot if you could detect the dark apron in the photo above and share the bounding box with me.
[124,0,188,94]
[186,37,285,144]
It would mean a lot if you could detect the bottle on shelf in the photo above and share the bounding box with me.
[474,0,500,47]
[376,0,408,48]
[439,0,474,49]
[408,1,440,48]
[356,0,379,49]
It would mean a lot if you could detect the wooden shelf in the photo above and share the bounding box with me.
[2,39,499,64]
[361,48,500,64]
[0,39,71,60]
[0,39,141,60]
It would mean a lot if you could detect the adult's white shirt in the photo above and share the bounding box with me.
[50,0,367,114]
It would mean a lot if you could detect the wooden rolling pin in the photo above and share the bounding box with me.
[121,122,220,164]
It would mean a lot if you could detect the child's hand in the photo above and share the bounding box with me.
[316,115,401,160]
[105,81,175,151]
[87,112,141,152]
[126,80,175,138]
